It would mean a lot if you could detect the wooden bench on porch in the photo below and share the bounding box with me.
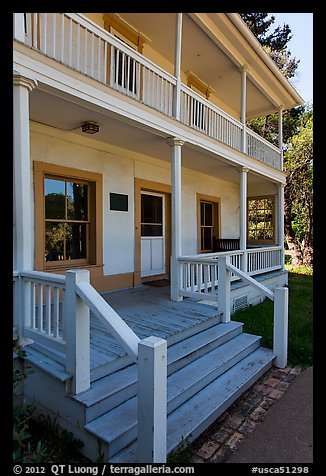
[213,238,240,252]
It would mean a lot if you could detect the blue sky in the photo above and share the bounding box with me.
[270,13,313,104]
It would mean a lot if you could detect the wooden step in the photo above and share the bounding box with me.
[85,332,265,459]
[74,321,243,423]
[90,311,222,382]
[110,346,274,463]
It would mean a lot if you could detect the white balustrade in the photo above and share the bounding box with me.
[247,129,281,169]
[17,270,66,357]
[14,268,167,462]
[180,84,243,151]
[15,13,281,171]
[247,246,283,275]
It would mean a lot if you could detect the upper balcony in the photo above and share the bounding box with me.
[13,13,303,172]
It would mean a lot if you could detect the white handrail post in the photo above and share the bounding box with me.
[218,255,231,323]
[65,269,91,394]
[273,286,289,368]
[138,336,167,463]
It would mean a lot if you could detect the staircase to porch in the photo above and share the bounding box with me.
[24,315,274,463]
[15,262,287,463]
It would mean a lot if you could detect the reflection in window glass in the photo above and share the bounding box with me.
[66,223,87,260]
[45,222,65,262]
[44,176,89,263]
[45,179,65,219]
[67,182,88,221]
[248,196,274,242]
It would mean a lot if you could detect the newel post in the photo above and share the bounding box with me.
[138,336,167,463]
[273,286,289,368]
[218,255,231,323]
[65,269,91,394]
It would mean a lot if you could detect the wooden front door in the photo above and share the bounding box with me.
[140,191,166,278]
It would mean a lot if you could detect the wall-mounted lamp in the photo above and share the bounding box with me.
[81,121,100,134]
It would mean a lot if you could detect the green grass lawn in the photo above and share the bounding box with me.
[232,266,313,367]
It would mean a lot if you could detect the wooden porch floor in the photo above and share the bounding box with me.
[89,284,221,374]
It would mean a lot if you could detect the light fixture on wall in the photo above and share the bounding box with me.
[81,121,100,134]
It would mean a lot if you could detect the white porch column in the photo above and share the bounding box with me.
[240,167,249,272]
[167,137,184,301]
[241,66,248,154]
[13,72,38,270]
[278,183,285,270]
[173,13,183,120]
[278,107,284,169]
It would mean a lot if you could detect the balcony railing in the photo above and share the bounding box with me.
[14,13,282,170]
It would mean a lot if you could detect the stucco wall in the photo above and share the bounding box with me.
[30,123,240,277]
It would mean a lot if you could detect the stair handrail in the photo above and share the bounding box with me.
[75,278,141,362]
[218,256,288,369]
[226,262,274,300]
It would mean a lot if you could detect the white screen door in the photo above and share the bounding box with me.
[141,192,165,278]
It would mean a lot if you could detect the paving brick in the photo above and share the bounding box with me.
[275,380,290,392]
[264,377,282,387]
[224,431,244,450]
[224,413,245,430]
[197,439,220,460]
[260,397,276,411]
[249,406,267,422]
[237,401,254,417]
[212,426,234,444]
[238,419,257,435]
[210,446,231,463]
[246,393,264,406]
[253,384,273,396]
[269,388,285,400]
[283,373,297,383]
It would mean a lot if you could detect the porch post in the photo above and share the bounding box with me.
[13,72,38,271]
[173,13,183,120]
[138,336,167,463]
[278,107,283,169]
[273,286,289,368]
[241,66,248,154]
[240,167,249,272]
[167,137,184,301]
[65,269,91,394]
[278,183,285,270]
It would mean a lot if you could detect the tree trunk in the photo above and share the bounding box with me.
[284,186,304,266]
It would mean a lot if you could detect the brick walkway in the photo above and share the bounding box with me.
[188,365,303,463]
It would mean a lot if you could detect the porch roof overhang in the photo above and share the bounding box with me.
[113,12,304,119]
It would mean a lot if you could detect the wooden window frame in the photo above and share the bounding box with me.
[247,195,276,245]
[187,71,213,100]
[34,162,103,272]
[103,14,145,54]
[197,194,221,254]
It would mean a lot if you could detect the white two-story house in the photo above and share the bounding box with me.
[13,13,303,463]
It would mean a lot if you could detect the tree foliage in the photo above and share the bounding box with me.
[283,107,313,267]
[240,13,313,269]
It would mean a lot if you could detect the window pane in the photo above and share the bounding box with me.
[202,228,213,251]
[141,195,163,224]
[67,182,88,221]
[45,222,65,262]
[66,223,87,260]
[45,179,65,219]
[204,203,213,226]
[200,202,205,225]
[141,224,163,237]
